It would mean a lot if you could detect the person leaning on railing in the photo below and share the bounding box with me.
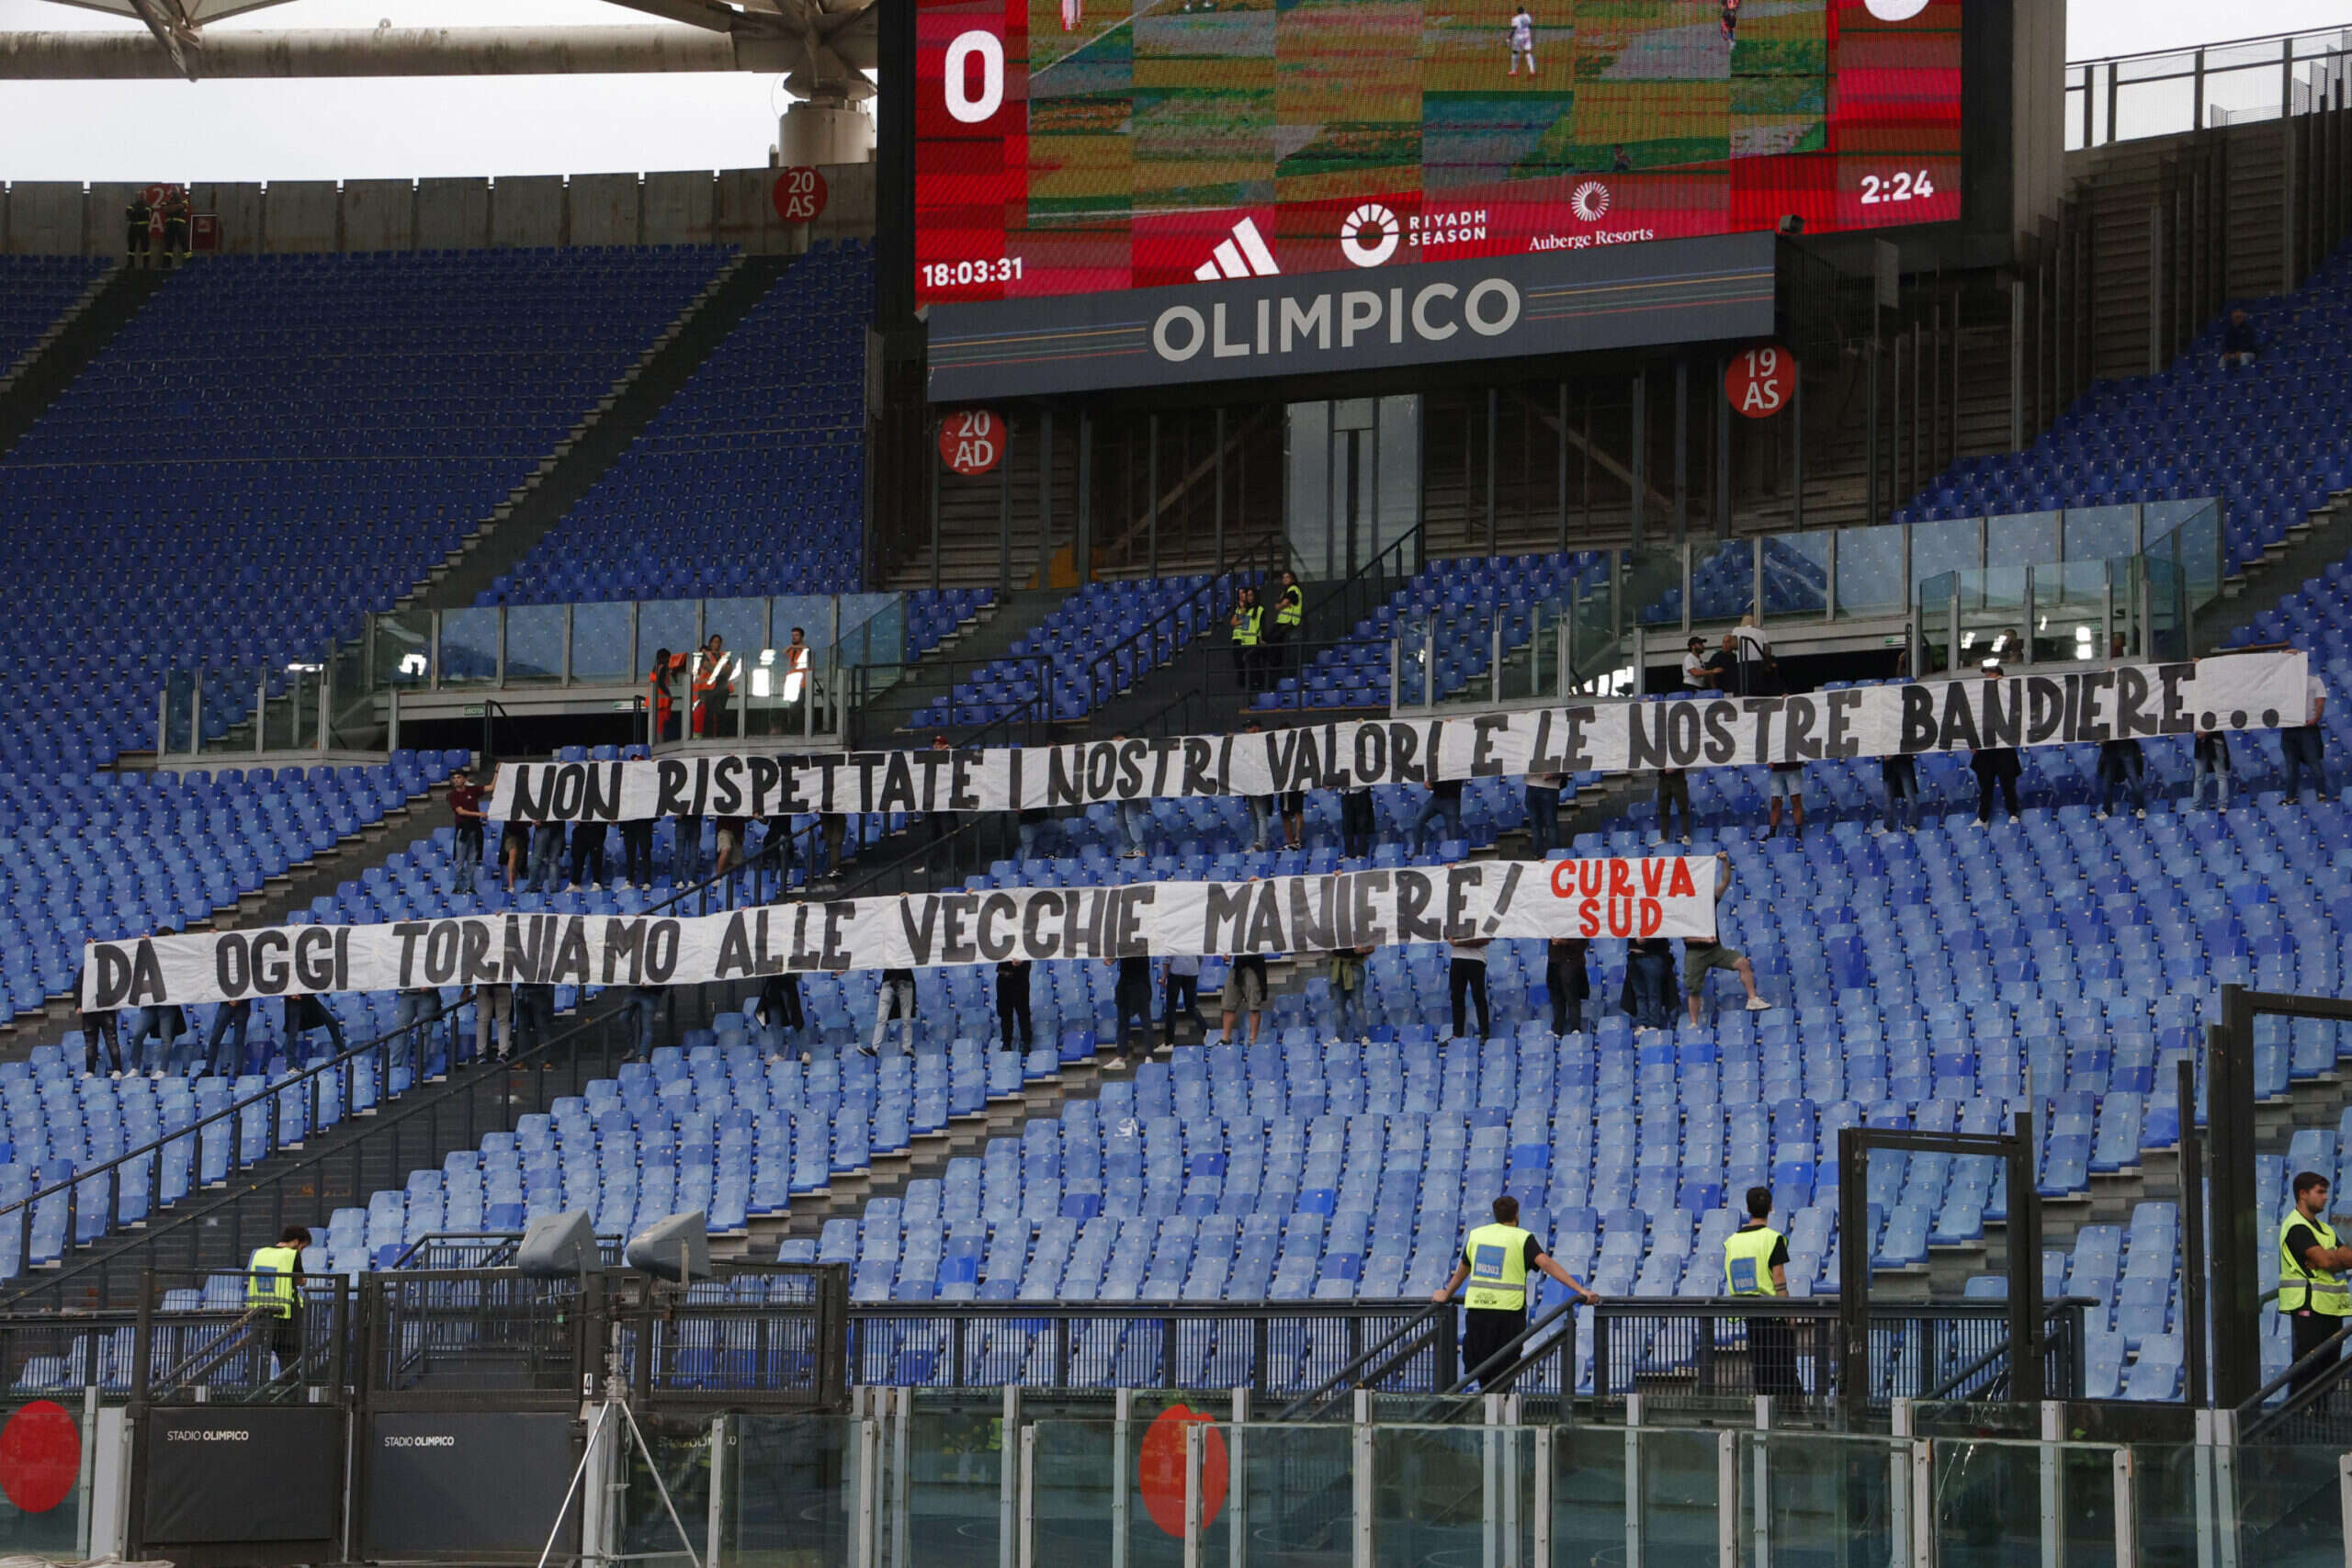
[1431,1193,1598,1390]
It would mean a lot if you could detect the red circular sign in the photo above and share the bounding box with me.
[0,1402,80,1515]
[773,166,829,223]
[1136,1404,1228,1539]
[1724,344,1795,419]
[938,409,1005,475]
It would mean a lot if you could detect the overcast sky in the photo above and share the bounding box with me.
[0,0,2344,182]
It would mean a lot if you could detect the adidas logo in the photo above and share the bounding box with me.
[1192,217,1281,281]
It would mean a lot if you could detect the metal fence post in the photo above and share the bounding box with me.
[1351,1396,1374,1568]
[706,1415,727,1568]
[1890,1398,1914,1562]
[1017,1423,1037,1568]
[892,1385,911,1568]
[1182,1420,1204,1568]
[1228,1388,1248,1568]
[1623,1393,1644,1568]
[1532,1426,1552,1568]
[1001,1385,1021,1568]
[1112,1387,1133,1568]
[2038,1401,2063,1568]
[1910,1433,1934,1568]
[2112,1449,2138,1568]
[1714,1429,1737,1568]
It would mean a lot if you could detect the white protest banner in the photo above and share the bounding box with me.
[81,856,1718,1010]
[484,652,2308,822]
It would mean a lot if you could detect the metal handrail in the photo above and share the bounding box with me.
[1438,1297,1578,1403]
[10,999,634,1312]
[1917,1297,2096,1404]
[2236,1317,2352,1438]
[1080,557,1271,716]
[2066,24,2352,70]
[1273,1298,1457,1421]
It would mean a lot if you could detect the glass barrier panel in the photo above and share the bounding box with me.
[2142,498,2202,544]
[1689,539,1758,625]
[2030,559,2118,667]
[1637,1426,1722,1565]
[2128,1442,2200,1568]
[1958,565,2029,668]
[1373,1424,1532,1568]
[1396,620,1436,709]
[1629,544,1689,629]
[373,608,431,691]
[1909,516,1983,599]
[1227,1421,1353,1568]
[638,600,698,682]
[1568,572,1632,694]
[504,604,567,684]
[437,606,501,685]
[2145,554,2188,661]
[619,1417,713,1565]
[1554,1421,1627,1558]
[2178,500,2222,617]
[1741,1430,1901,1568]
[905,1397,1009,1568]
[1836,525,1905,618]
[1027,1420,1118,1567]
[1914,570,1959,675]
[571,603,634,683]
[839,592,909,670]
[0,1393,87,1558]
[2230,1440,2346,1568]
[703,596,766,659]
[1762,533,1829,621]
[161,669,197,753]
[1927,1436,2122,1567]
[721,1414,868,1568]
[2063,504,2138,564]
[1987,510,2059,570]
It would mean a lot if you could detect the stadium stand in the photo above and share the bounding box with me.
[0,244,731,762]
[910,574,1254,730]
[17,211,2352,1425]
[0,254,107,378]
[481,241,874,607]
[1901,250,2352,575]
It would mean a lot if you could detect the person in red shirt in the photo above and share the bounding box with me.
[447,765,485,892]
[647,648,684,744]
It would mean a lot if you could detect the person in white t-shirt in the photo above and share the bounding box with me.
[1682,637,1713,692]
[2284,671,2332,805]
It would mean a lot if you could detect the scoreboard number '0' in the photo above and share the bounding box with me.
[944,31,1004,124]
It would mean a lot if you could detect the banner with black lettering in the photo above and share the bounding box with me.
[483,651,2307,822]
[80,856,1719,1010]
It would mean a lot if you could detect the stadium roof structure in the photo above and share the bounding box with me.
[1,0,876,96]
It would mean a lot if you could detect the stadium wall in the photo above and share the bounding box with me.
[0,163,876,255]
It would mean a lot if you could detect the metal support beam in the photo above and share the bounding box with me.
[0,23,816,77]
[1840,1124,2040,1416]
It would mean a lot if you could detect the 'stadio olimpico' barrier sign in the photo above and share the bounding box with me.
[483,651,2310,823]
[80,857,1717,1010]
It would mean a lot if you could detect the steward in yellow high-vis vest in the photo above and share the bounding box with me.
[1432,1194,1598,1389]
[2280,1171,2352,1400]
[247,1224,312,1377]
[1229,587,1263,694]
[1725,1186,1801,1402]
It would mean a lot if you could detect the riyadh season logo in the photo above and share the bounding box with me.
[1340,203,1399,268]
[1570,181,1611,222]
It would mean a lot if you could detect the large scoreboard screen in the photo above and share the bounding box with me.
[913,0,1962,310]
